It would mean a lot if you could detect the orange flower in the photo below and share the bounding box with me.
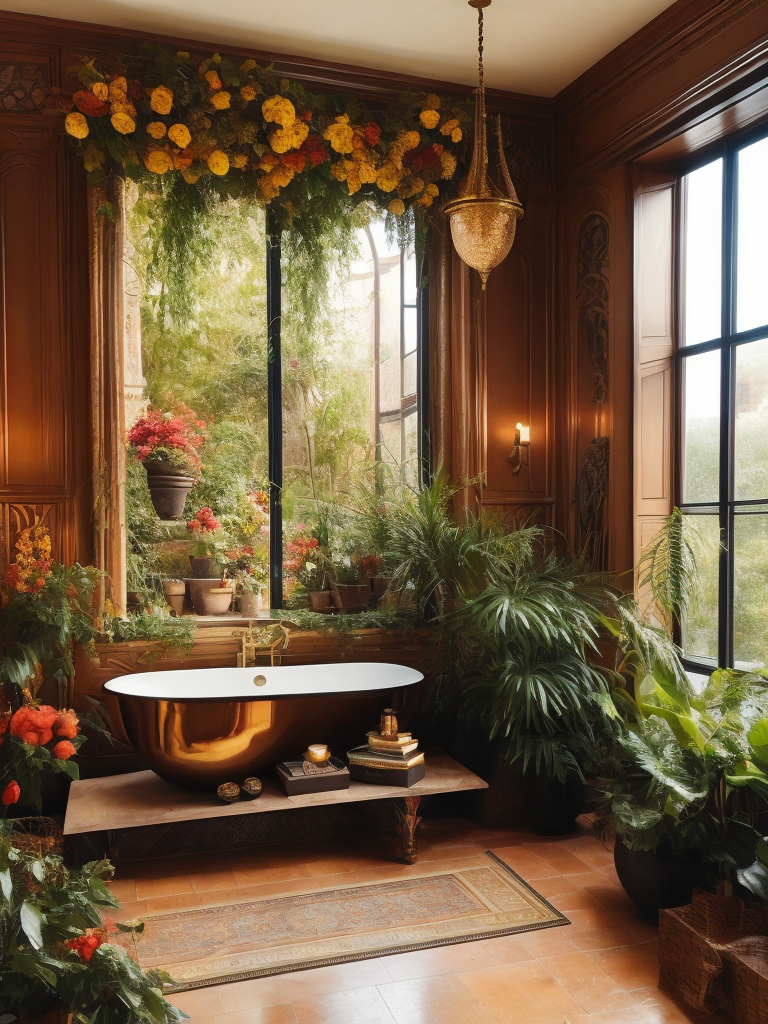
[2,780,20,807]
[54,709,80,739]
[53,740,76,760]
[65,928,105,963]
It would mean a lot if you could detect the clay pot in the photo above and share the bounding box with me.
[614,836,700,920]
[162,580,186,617]
[185,578,225,615]
[239,589,261,617]
[200,586,233,616]
[333,584,370,613]
[143,459,195,520]
[309,590,333,612]
[189,556,218,578]
[370,576,389,607]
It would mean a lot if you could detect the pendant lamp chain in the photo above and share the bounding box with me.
[442,0,524,289]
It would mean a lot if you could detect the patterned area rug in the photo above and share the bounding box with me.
[123,852,569,991]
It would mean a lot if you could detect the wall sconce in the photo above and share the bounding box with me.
[509,422,530,476]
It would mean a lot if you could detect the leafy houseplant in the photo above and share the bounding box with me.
[185,507,223,580]
[0,828,185,1022]
[128,404,209,520]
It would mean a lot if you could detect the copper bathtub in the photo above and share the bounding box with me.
[102,662,424,790]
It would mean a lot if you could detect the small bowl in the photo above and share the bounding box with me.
[216,781,241,803]
[241,777,263,800]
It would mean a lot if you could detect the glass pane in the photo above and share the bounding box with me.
[403,244,418,305]
[403,411,418,487]
[281,214,419,607]
[124,192,270,614]
[683,159,723,346]
[683,514,720,664]
[403,351,417,399]
[734,510,768,669]
[737,136,768,333]
[403,306,418,355]
[734,337,768,500]
[682,349,721,503]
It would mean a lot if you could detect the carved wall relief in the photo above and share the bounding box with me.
[499,117,549,184]
[0,502,64,571]
[575,213,610,570]
[0,60,48,113]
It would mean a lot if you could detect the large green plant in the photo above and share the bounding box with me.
[0,831,185,1022]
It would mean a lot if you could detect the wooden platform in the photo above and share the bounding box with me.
[64,754,488,855]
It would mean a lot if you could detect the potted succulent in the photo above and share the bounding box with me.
[127,402,209,520]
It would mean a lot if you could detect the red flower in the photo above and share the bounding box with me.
[364,122,381,147]
[299,133,329,167]
[187,507,220,534]
[65,928,105,963]
[2,780,20,806]
[54,709,80,739]
[282,151,307,173]
[409,144,442,172]
[53,740,77,760]
[10,706,56,747]
[72,89,110,118]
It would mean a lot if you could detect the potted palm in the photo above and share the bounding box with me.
[127,403,208,520]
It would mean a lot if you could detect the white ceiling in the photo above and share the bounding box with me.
[10,0,677,97]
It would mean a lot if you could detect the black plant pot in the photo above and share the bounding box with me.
[613,836,699,920]
[144,459,195,520]
[526,770,583,836]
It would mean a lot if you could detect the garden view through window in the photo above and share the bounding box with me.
[124,191,423,615]
[678,129,768,670]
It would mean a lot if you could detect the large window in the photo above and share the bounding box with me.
[124,195,427,613]
[678,128,768,670]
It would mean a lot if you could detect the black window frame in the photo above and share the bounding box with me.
[676,119,768,672]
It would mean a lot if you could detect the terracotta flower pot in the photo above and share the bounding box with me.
[185,577,224,615]
[162,580,186,616]
[200,586,233,615]
[308,590,333,612]
[143,459,195,520]
[189,556,218,578]
[239,589,262,617]
[333,584,370,613]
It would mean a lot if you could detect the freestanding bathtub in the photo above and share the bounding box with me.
[103,662,424,791]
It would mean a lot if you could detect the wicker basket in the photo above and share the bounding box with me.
[659,905,724,1014]
[8,816,64,857]
[723,935,768,1024]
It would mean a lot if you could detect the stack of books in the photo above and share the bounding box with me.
[347,729,426,788]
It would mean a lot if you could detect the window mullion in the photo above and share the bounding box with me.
[267,214,283,611]
[718,150,735,667]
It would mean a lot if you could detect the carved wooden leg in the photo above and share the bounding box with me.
[394,796,422,864]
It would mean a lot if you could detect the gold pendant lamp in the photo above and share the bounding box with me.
[442,0,524,289]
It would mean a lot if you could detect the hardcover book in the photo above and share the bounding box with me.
[274,755,350,796]
[348,762,426,788]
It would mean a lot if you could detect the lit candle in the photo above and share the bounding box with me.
[307,743,328,760]
[518,424,530,444]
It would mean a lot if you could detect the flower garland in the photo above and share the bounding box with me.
[51,45,469,223]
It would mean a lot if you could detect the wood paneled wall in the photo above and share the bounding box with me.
[1,2,766,582]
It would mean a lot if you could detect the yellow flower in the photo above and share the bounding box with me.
[83,143,105,172]
[91,82,108,102]
[324,116,354,155]
[440,150,457,180]
[376,162,400,192]
[346,167,361,195]
[388,198,405,217]
[425,93,441,110]
[440,118,459,136]
[357,158,377,184]
[240,59,257,73]
[417,182,440,207]
[146,121,167,139]
[207,149,230,175]
[150,85,174,115]
[205,70,222,90]
[270,120,308,153]
[240,84,258,102]
[330,160,349,182]
[272,165,294,188]
[402,130,421,152]
[419,109,440,130]
[168,123,191,149]
[398,175,424,199]
[110,98,136,117]
[451,128,462,143]
[232,153,249,169]
[111,111,135,134]
[108,76,127,100]
[65,112,89,139]
[262,95,296,129]
[210,91,231,110]
[143,148,173,174]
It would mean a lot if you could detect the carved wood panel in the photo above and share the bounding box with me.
[0,57,48,113]
[0,500,65,571]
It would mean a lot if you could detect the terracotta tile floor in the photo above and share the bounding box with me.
[109,818,729,1024]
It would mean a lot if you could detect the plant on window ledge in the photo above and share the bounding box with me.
[128,403,210,520]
